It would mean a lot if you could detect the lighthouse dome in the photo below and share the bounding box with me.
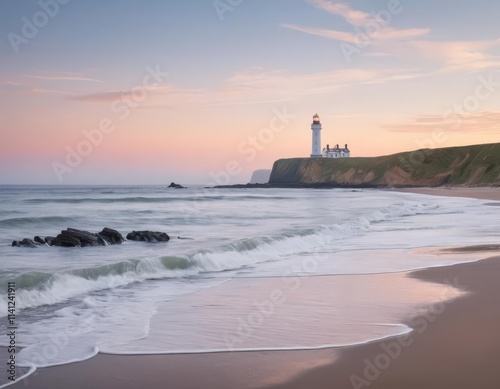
[313,114,320,124]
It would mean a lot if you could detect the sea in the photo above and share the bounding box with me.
[0,185,498,386]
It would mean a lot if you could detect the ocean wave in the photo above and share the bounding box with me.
[0,257,199,313]
[0,201,433,313]
[0,216,76,227]
[189,201,434,271]
[24,196,185,204]
[23,195,294,205]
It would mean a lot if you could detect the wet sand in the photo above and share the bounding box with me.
[397,186,500,201]
[269,255,500,389]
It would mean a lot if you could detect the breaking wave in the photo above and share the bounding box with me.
[0,201,432,314]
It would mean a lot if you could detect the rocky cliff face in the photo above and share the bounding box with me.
[269,143,500,187]
[249,169,272,184]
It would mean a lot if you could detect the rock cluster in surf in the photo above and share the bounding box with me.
[12,227,170,248]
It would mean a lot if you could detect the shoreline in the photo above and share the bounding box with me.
[214,183,500,200]
[5,254,499,389]
[397,186,500,201]
[3,187,499,389]
[268,255,500,389]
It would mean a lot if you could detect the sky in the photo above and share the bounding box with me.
[1,0,500,185]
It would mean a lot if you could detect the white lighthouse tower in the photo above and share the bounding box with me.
[310,113,322,158]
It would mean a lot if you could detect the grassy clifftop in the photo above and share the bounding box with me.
[269,143,500,187]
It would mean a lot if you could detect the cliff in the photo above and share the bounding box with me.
[249,169,272,184]
[269,143,500,187]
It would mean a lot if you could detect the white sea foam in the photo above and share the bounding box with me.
[1,201,430,314]
[0,187,497,376]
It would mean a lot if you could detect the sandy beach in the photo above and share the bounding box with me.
[397,186,500,201]
[270,254,500,389]
[4,187,500,389]
[4,254,499,389]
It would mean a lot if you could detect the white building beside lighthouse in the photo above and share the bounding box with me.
[323,143,350,158]
[310,113,322,158]
[309,113,350,159]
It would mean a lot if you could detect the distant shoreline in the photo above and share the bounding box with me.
[215,182,500,190]
[397,186,500,201]
[214,184,500,202]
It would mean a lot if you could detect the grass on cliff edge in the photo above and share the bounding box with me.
[270,142,500,186]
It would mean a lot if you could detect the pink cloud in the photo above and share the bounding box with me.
[283,1,499,74]
[0,84,70,96]
[285,0,430,44]
[27,73,103,83]
[281,23,430,44]
[69,84,205,104]
[280,24,359,44]
[67,65,424,109]
[408,39,500,72]
[307,0,370,27]
[383,111,500,134]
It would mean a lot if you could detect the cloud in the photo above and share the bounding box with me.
[198,66,420,103]
[70,84,205,104]
[280,24,359,44]
[282,0,430,45]
[69,65,425,109]
[0,81,29,87]
[307,0,370,26]
[0,72,102,96]
[383,111,500,134]
[23,88,71,95]
[408,39,500,73]
[27,74,103,83]
[0,81,71,96]
[70,90,128,102]
[283,0,499,73]
[225,67,380,94]
[218,65,423,102]
[281,23,429,44]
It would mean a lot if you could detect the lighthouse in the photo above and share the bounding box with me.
[310,113,322,158]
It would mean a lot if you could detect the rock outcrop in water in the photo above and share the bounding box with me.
[168,182,184,189]
[99,227,126,245]
[126,230,170,243]
[12,238,40,248]
[12,227,125,248]
[11,227,171,248]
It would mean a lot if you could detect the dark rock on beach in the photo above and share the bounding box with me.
[126,230,170,243]
[168,182,184,189]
